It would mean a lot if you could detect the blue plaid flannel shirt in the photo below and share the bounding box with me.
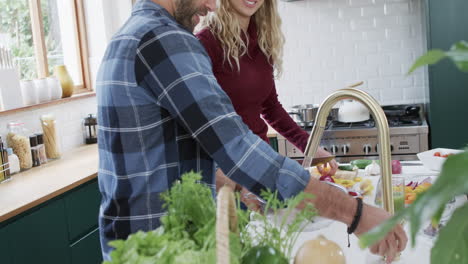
[97,0,310,259]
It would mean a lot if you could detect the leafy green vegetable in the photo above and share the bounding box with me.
[408,41,468,74]
[359,150,468,263]
[104,173,218,264]
[242,190,317,259]
[104,172,317,264]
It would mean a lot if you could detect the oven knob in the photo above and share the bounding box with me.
[322,146,328,152]
[330,145,339,155]
[363,144,372,155]
[391,145,394,152]
[341,145,350,155]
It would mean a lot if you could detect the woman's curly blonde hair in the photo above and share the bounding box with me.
[199,0,285,77]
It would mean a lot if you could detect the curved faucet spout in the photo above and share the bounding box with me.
[303,88,394,214]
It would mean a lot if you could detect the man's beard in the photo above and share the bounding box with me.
[174,0,202,32]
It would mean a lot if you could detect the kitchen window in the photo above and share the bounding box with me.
[0,0,91,94]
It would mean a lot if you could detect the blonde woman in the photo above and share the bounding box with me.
[196,0,337,202]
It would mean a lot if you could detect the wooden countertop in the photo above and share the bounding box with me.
[0,145,98,223]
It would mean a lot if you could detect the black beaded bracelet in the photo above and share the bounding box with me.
[347,197,363,247]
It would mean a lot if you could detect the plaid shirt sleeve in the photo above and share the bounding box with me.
[135,25,310,199]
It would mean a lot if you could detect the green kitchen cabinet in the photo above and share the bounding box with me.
[8,199,71,264]
[425,0,468,148]
[0,179,102,264]
[0,227,13,264]
[64,180,101,242]
[71,228,102,264]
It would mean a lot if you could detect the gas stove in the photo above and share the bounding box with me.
[277,104,429,162]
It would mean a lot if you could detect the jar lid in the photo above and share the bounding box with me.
[29,135,38,147]
[6,148,13,156]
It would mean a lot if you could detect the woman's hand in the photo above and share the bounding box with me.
[315,147,338,176]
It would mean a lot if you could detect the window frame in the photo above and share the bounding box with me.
[28,0,92,93]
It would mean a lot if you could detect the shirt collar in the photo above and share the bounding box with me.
[132,0,171,16]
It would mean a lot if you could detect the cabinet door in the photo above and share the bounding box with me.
[0,227,13,264]
[8,199,71,264]
[427,0,468,148]
[71,228,103,264]
[64,180,101,242]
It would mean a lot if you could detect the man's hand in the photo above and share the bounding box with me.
[355,204,408,263]
[303,178,408,264]
[315,147,338,176]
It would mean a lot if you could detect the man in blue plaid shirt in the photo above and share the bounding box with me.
[97,0,407,261]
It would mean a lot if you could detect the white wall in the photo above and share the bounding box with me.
[276,0,428,107]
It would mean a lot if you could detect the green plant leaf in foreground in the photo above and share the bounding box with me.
[431,204,468,264]
[446,40,468,72]
[407,50,446,74]
[408,40,468,74]
[359,151,468,252]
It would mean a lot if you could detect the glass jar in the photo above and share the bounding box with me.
[36,133,48,164]
[29,135,41,167]
[6,148,20,175]
[40,115,61,159]
[7,122,33,170]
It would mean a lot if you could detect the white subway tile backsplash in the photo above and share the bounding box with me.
[364,30,387,41]
[380,64,402,76]
[351,18,376,30]
[349,0,374,6]
[368,78,392,90]
[277,0,428,107]
[391,77,414,88]
[375,16,399,27]
[384,2,410,15]
[357,66,380,79]
[356,42,379,54]
[386,27,412,40]
[339,8,363,19]
[362,6,385,17]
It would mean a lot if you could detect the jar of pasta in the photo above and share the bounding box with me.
[7,122,33,170]
[40,114,61,159]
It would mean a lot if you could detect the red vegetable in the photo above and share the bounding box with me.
[392,160,402,174]
[406,181,413,187]
[348,191,359,197]
[434,152,441,157]
[319,175,335,183]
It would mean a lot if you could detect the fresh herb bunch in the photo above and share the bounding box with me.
[104,172,316,264]
[237,190,317,260]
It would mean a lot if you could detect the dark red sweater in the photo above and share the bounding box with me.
[196,22,309,152]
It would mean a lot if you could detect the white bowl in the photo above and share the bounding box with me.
[417,148,463,171]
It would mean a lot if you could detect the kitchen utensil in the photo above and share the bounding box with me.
[302,155,335,169]
[287,108,303,123]
[0,47,23,110]
[310,155,335,166]
[338,99,370,123]
[291,104,319,122]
